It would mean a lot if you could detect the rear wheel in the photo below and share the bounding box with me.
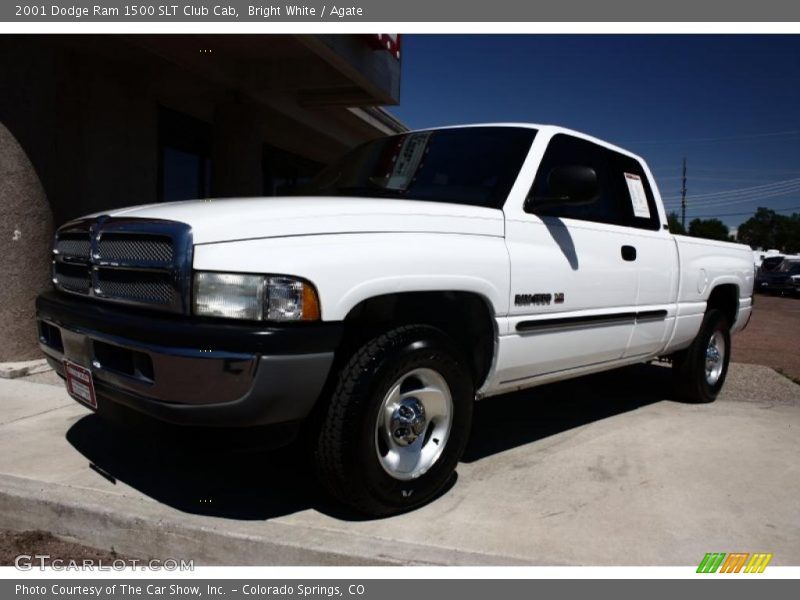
[672,309,731,403]
[314,325,473,516]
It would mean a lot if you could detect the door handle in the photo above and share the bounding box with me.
[621,245,637,261]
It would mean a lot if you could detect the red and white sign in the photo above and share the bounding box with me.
[64,360,97,409]
[365,34,402,60]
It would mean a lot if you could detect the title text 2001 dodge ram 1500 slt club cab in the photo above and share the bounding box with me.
[37,124,754,515]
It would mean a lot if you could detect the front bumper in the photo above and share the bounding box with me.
[36,291,342,427]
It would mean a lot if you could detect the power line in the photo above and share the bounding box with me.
[663,186,800,209]
[665,195,800,212]
[664,192,800,210]
[652,166,800,178]
[665,175,790,183]
[684,205,800,219]
[689,166,800,176]
[662,177,800,201]
[625,129,800,146]
[662,158,800,220]
[663,177,800,201]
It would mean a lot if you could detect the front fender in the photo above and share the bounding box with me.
[192,232,510,321]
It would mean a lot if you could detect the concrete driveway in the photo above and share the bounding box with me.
[0,361,798,565]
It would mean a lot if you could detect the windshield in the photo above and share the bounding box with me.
[300,127,537,209]
[777,260,800,274]
[761,256,785,271]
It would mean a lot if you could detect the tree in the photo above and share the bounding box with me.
[688,218,729,241]
[775,213,800,254]
[737,208,800,252]
[737,207,779,250]
[667,211,686,235]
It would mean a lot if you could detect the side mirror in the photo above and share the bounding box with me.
[527,165,600,211]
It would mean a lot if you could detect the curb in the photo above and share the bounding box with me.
[0,474,524,566]
[0,359,52,380]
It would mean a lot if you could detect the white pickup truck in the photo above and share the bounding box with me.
[37,124,754,515]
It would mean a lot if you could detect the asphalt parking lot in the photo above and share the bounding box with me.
[1,352,798,565]
[732,293,800,382]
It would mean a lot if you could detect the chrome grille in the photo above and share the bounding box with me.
[55,234,91,260]
[52,217,192,313]
[96,270,174,305]
[53,262,91,293]
[98,234,174,264]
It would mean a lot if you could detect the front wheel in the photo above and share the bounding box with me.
[672,309,731,403]
[314,325,474,516]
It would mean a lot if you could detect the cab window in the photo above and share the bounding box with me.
[527,134,661,231]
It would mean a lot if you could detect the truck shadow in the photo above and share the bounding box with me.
[65,361,677,521]
[462,361,674,462]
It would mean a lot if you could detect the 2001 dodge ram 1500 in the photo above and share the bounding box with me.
[37,124,754,515]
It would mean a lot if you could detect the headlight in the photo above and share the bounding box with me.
[193,272,320,321]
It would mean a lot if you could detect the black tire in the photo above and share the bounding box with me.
[314,324,474,516]
[672,309,731,403]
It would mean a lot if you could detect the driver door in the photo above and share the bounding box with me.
[500,134,646,384]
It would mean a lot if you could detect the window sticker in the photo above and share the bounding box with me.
[624,173,651,219]
[385,132,432,190]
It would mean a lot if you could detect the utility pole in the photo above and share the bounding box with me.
[681,157,687,229]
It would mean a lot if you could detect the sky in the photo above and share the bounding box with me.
[388,35,800,230]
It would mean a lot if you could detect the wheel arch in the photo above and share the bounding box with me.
[706,283,739,326]
[339,291,498,391]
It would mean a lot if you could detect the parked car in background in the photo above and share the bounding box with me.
[756,255,783,291]
[753,249,783,269]
[790,273,800,296]
[760,255,788,272]
[758,258,800,296]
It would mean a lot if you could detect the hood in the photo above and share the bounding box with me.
[102,196,505,244]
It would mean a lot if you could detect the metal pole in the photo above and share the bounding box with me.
[681,157,687,229]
